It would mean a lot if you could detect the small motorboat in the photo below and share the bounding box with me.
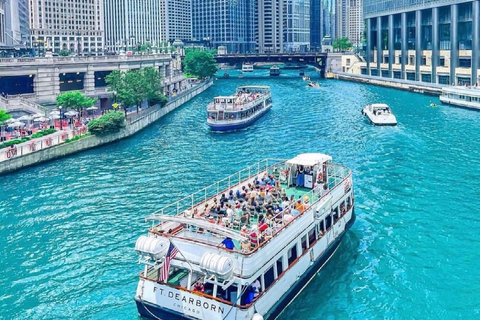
[303,75,311,81]
[270,65,280,76]
[362,103,397,126]
[307,81,320,88]
[430,102,438,108]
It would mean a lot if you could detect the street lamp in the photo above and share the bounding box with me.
[59,106,63,130]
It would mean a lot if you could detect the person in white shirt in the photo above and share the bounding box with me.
[251,279,261,297]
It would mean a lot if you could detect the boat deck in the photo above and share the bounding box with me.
[147,159,351,254]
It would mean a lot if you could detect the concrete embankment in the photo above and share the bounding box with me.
[334,72,443,96]
[0,80,213,175]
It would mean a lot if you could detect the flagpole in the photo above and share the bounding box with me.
[168,237,196,290]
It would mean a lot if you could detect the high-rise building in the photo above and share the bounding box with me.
[159,0,192,43]
[347,0,363,48]
[364,0,479,85]
[258,0,284,53]
[336,0,348,39]
[0,0,29,48]
[192,0,256,53]
[322,0,336,40]
[0,0,5,46]
[104,0,163,53]
[310,0,322,51]
[29,0,104,55]
[283,0,311,52]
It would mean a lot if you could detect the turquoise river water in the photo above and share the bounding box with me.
[1,69,480,320]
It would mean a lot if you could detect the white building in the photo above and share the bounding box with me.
[28,0,104,55]
[346,0,363,48]
[159,0,191,42]
[258,0,284,53]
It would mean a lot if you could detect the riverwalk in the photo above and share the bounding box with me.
[333,72,443,96]
[0,80,212,175]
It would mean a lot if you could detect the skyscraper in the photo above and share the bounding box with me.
[104,0,163,53]
[29,0,104,55]
[192,0,256,53]
[159,0,192,43]
[310,0,322,51]
[336,0,348,39]
[347,0,363,48]
[0,0,5,46]
[258,0,284,53]
[283,0,311,52]
[4,0,29,47]
[364,0,479,85]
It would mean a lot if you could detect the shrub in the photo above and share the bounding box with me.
[87,111,126,136]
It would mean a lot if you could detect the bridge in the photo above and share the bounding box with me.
[214,53,327,74]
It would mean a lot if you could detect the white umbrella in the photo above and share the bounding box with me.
[8,121,26,127]
[32,112,44,118]
[49,110,60,116]
[33,116,50,122]
[5,118,16,124]
[50,114,60,120]
[86,106,98,110]
[17,115,34,121]
[64,110,79,116]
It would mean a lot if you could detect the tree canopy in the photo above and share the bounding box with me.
[105,67,167,111]
[183,49,218,79]
[87,111,126,136]
[56,91,96,113]
[0,110,12,125]
[333,37,353,52]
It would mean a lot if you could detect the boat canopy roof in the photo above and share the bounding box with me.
[285,153,332,167]
[237,85,270,91]
[370,103,390,109]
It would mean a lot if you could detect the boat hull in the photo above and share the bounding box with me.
[135,209,356,320]
[207,104,272,131]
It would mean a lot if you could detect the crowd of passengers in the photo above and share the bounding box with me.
[212,89,265,111]
[183,168,333,253]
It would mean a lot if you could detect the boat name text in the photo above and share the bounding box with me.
[153,287,225,314]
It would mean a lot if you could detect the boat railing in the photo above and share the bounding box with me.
[207,95,269,112]
[150,159,285,218]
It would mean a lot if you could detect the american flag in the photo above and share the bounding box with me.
[160,243,179,282]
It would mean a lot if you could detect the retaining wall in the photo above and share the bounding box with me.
[334,72,443,96]
[0,80,213,175]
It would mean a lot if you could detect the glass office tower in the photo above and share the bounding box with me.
[364,0,480,85]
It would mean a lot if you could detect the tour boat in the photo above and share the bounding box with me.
[269,66,280,76]
[242,63,254,72]
[362,103,397,126]
[134,153,356,320]
[307,81,320,88]
[206,86,272,131]
[439,86,480,110]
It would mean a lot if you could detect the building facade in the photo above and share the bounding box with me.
[29,0,104,55]
[192,0,256,53]
[104,0,164,53]
[4,0,29,47]
[159,0,191,43]
[0,0,5,46]
[283,0,311,52]
[258,0,284,53]
[347,0,364,48]
[310,0,323,51]
[336,0,348,39]
[364,0,480,85]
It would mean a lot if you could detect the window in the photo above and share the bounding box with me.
[422,56,427,66]
[276,257,283,275]
[406,72,416,81]
[421,74,432,83]
[318,220,325,234]
[264,266,275,289]
[439,56,445,66]
[301,235,307,252]
[459,58,471,68]
[393,71,402,79]
[308,228,316,246]
[438,75,450,84]
[325,215,332,230]
[333,207,339,222]
[288,244,297,265]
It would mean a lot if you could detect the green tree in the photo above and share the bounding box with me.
[333,37,353,52]
[56,91,97,116]
[87,111,126,136]
[183,49,218,79]
[0,110,13,141]
[58,50,70,56]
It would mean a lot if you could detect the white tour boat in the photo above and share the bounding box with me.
[362,103,397,126]
[242,63,254,72]
[134,153,356,320]
[439,86,480,110]
[206,86,272,131]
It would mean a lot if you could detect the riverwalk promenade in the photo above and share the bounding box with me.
[0,80,213,175]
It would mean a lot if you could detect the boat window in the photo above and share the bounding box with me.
[319,220,325,234]
[325,215,332,230]
[227,285,239,304]
[288,244,297,265]
[301,235,308,252]
[276,257,283,275]
[264,266,275,289]
[216,285,228,301]
[347,196,352,207]
[308,227,316,246]
[333,207,339,222]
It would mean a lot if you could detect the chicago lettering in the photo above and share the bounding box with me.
[153,287,224,314]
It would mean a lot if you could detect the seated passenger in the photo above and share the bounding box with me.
[193,281,205,293]
[221,237,235,250]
